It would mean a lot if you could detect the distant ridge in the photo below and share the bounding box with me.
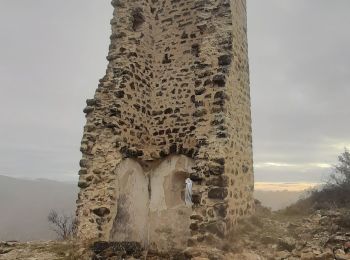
[0,175,78,241]
[0,175,306,241]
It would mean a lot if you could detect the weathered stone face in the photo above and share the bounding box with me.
[109,155,193,252]
[76,0,254,252]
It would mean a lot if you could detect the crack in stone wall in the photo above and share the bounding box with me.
[76,0,254,252]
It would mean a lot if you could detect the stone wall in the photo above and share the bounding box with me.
[76,0,254,252]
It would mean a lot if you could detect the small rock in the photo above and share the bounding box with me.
[0,248,12,254]
[344,241,350,253]
[92,207,110,217]
[301,252,316,260]
[278,237,296,252]
[227,252,263,260]
[83,106,94,114]
[331,235,348,243]
[318,251,335,260]
[261,236,277,245]
[276,250,290,259]
[334,249,350,260]
[319,216,330,226]
[78,180,89,189]
[183,247,204,258]
[287,223,299,229]
[208,187,228,199]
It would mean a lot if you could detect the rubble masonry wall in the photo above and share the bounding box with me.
[76,0,254,251]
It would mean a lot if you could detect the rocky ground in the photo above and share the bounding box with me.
[226,203,350,260]
[1,205,350,260]
[0,240,80,260]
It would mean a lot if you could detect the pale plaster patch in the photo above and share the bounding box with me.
[110,155,194,251]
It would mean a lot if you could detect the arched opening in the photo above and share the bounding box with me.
[148,156,194,251]
[109,155,194,251]
[109,159,149,244]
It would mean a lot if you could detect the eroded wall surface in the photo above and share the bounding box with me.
[76,0,254,252]
[148,155,193,252]
[108,155,193,252]
[109,159,149,244]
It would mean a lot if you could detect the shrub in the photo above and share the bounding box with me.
[48,210,77,240]
[282,148,350,214]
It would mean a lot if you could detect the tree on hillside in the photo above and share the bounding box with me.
[309,148,350,209]
[283,148,350,214]
[330,148,350,186]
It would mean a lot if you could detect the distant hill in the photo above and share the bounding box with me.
[254,190,306,211]
[0,175,78,241]
[0,175,306,241]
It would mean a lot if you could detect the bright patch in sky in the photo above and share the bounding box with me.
[255,182,322,192]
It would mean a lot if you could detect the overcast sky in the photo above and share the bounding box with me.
[0,0,349,183]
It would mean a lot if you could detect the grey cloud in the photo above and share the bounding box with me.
[0,0,349,182]
[0,0,112,181]
[248,0,350,182]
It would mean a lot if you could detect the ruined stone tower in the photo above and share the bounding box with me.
[76,0,254,252]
